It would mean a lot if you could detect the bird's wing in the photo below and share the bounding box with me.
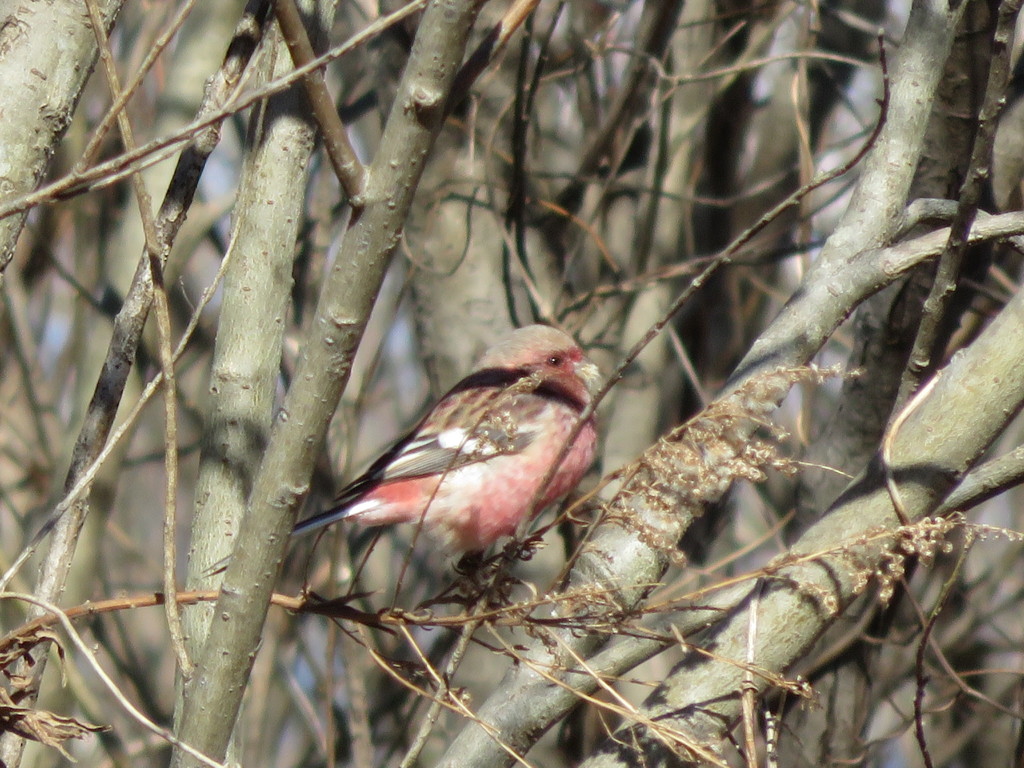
[337,390,555,505]
[376,421,536,479]
[359,381,552,486]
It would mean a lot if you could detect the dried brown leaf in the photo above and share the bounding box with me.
[0,702,109,761]
[0,627,64,671]
[0,627,67,694]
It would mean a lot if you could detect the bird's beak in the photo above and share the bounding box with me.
[576,359,602,399]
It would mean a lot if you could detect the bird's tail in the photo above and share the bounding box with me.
[292,503,357,538]
[202,504,357,577]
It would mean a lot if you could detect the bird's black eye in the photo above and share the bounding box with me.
[548,355,563,366]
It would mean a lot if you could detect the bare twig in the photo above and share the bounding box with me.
[882,372,941,526]
[74,0,201,173]
[273,0,367,201]
[448,0,542,110]
[740,582,763,768]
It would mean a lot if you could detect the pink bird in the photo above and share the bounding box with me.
[294,325,601,552]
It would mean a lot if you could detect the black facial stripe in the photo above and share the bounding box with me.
[445,367,529,394]
[534,377,588,412]
[444,366,587,412]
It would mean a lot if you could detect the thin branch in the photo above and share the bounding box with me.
[73,0,201,173]
[273,0,367,201]
[448,0,542,110]
[936,445,1024,514]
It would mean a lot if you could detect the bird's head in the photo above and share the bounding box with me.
[477,325,601,404]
